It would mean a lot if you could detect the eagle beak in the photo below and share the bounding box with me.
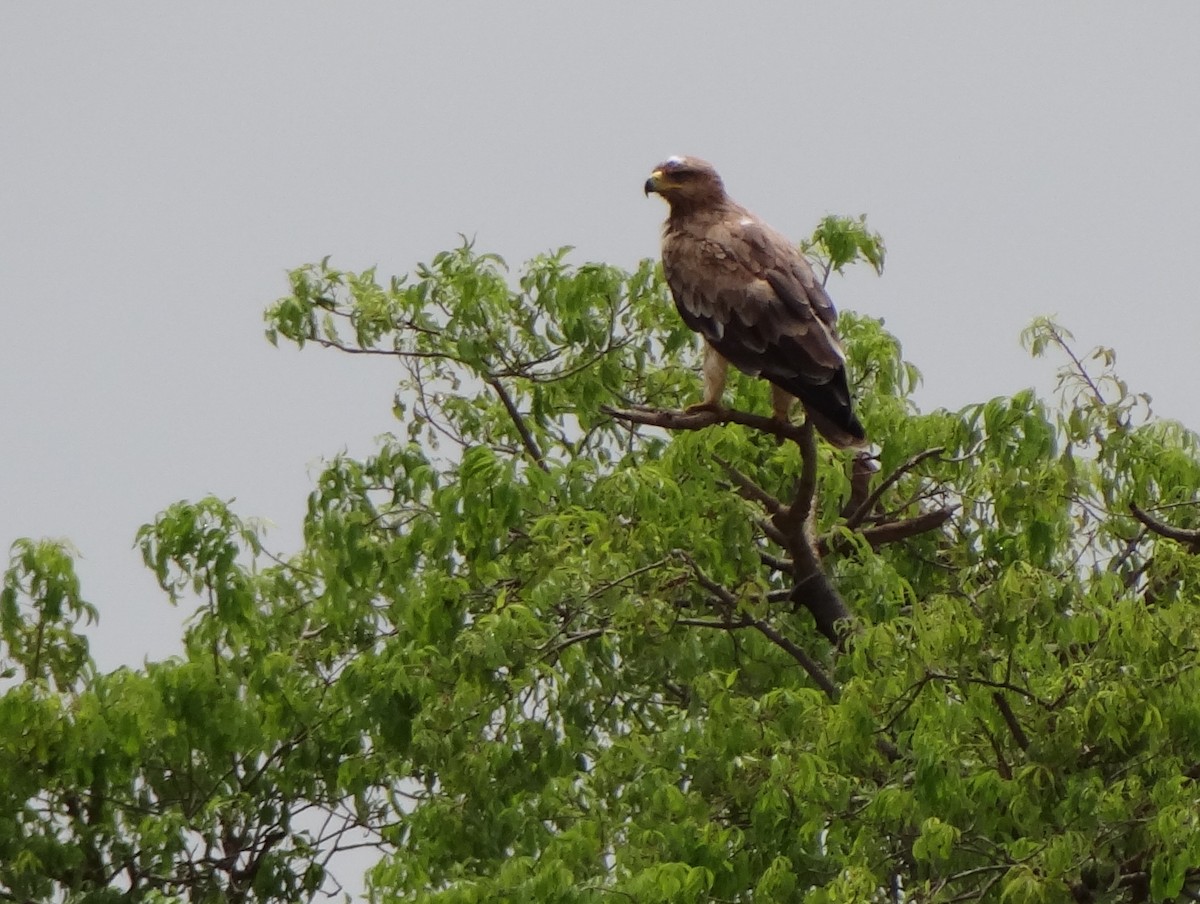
[644,170,665,197]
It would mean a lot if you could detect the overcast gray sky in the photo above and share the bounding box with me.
[4,3,1199,672]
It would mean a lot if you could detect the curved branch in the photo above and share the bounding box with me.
[1129,502,1200,553]
[776,420,819,536]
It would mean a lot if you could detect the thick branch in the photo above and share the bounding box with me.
[823,505,958,555]
[777,420,819,536]
[789,571,853,646]
[1129,502,1200,553]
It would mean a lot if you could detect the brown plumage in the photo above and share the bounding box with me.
[644,156,866,448]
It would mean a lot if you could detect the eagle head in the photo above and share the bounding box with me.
[644,156,726,208]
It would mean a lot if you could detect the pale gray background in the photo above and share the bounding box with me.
[4,4,1199,673]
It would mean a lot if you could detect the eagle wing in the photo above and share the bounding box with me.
[662,209,859,432]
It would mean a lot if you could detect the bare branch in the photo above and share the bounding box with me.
[1129,502,1200,553]
[602,403,813,447]
[673,551,839,698]
[675,616,754,630]
[786,571,852,647]
[780,420,819,535]
[840,452,877,519]
[544,628,605,658]
[1108,526,1150,574]
[756,517,790,549]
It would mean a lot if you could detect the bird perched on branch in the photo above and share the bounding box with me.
[644,156,866,448]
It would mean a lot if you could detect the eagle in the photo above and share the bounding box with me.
[644,156,866,448]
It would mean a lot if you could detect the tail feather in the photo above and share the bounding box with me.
[774,368,867,449]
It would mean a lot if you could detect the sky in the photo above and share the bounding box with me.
[3,3,1199,674]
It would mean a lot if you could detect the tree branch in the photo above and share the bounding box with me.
[488,378,549,472]
[992,691,1030,751]
[674,551,839,698]
[758,550,793,573]
[840,452,877,519]
[609,404,859,645]
[746,614,839,700]
[780,420,819,535]
[715,455,784,515]
[1129,502,1200,553]
[603,403,813,447]
[821,505,958,556]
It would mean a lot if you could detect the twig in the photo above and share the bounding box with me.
[675,616,753,630]
[1050,327,1108,408]
[545,629,605,658]
[926,670,1052,708]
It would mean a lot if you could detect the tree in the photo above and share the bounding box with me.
[4,223,1200,904]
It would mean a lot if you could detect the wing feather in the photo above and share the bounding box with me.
[661,202,865,445]
[664,208,846,385]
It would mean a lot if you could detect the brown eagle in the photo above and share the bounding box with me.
[645,156,866,448]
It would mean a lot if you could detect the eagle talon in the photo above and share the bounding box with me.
[683,401,724,416]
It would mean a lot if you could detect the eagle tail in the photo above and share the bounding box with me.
[799,404,868,449]
[783,369,867,449]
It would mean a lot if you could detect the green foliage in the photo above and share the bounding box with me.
[4,237,1200,903]
[801,214,886,281]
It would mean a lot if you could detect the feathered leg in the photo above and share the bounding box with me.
[771,384,795,422]
[685,342,728,413]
